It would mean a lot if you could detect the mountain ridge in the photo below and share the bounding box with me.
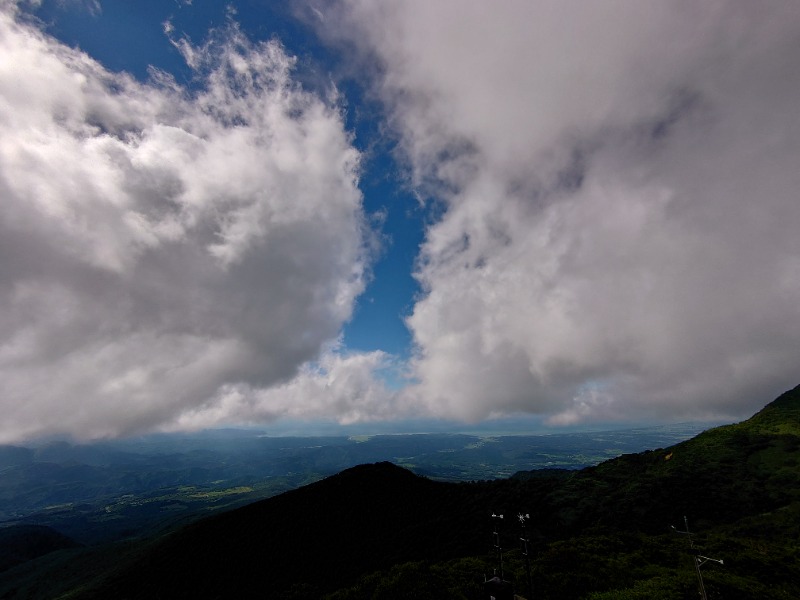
[1,385,798,599]
[741,383,800,434]
[544,383,800,533]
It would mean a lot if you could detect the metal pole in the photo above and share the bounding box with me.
[491,513,504,580]
[694,555,708,600]
[519,513,533,600]
[682,516,707,600]
[671,516,722,600]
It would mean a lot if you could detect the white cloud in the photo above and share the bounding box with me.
[0,6,376,441]
[169,345,410,431]
[330,1,800,424]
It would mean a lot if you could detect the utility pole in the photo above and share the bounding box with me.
[672,516,723,600]
[518,513,534,600]
[491,513,505,580]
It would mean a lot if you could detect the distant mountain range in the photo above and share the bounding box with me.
[0,422,707,545]
[0,384,798,599]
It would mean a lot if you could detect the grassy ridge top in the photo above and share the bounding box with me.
[743,383,800,435]
[552,384,800,535]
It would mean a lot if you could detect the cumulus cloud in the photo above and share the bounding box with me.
[0,4,377,441]
[170,344,408,431]
[328,1,800,423]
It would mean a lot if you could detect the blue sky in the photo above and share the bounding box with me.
[31,0,424,358]
[1,1,799,441]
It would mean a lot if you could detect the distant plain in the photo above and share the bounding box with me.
[0,424,714,544]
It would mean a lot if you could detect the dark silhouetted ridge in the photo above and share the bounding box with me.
[74,462,483,599]
[0,525,79,573]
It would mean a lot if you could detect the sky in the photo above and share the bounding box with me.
[1,0,799,442]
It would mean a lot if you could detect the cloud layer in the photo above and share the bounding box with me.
[330,0,800,423]
[0,5,375,441]
[3,2,799,441]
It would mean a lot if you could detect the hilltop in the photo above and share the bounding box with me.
[742,383,800,435]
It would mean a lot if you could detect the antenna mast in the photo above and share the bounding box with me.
[518,513,534,600]
[672,516,723,600]
[491,513,505,580]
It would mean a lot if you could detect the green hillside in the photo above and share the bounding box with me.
[1,385,798,599]
[742,384,800,435]
[544,384,800,533]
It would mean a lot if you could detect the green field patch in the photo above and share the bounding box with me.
[190,486,253,499]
